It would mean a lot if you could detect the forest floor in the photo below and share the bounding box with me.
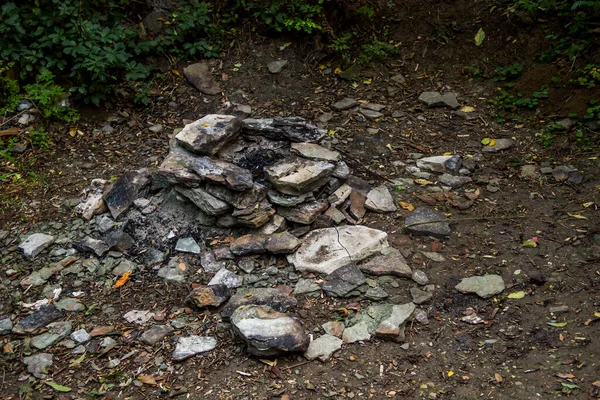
[1,1,600,399]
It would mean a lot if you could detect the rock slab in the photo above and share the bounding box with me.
[19,233,55,260]
[172,335,217,361]
[404,207,451,238]
[175,115,241,156]
[304,334,343,362]
[455,275,505,298]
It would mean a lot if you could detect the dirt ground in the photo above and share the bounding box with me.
[1,1,600,399]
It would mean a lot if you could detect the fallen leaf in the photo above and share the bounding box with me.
[386,143,393,151]
[328,129,335,136]
[334,67,342,75]
[363,78,372,85]
[561,383,578,389]
[582,202,594,208]
[522,239,538,248]
[489,139,496,146]
[481,137,491,145]
[567,213,587,220]
[114,271,131,288]
[399,201,415,211]
[556,372,575,379]
[178,263,186,271]
[460,106,475,113]
[137,375,157,385]
[594,312,600,318]
[260,359,277,367]
[171,69,181,77]
[447,370,454,377]
[414,178,433,186]
[46,382,72,392]
[508,291,525,299]
[70,353,85,367]
[474,28,486,46]
[495,373,503,383]
[547,322,568,328]
[69,127,77,137]
[464,188,480,200]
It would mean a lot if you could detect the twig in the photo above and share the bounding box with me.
[282,360,312,370]
[405,215,526,229]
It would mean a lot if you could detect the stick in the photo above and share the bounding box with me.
[404,215,526,229]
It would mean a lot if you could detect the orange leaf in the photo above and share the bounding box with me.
[495,373,503,383]
[137,374,157,385]
[114,271,131,288]
[171,69,181,77]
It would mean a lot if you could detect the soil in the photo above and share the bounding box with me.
[2,1,600,399]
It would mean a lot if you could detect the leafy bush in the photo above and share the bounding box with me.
[0,62,19,114]
[237,0,326,34]
[24,70,79,123]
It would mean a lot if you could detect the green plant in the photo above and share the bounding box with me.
[571,64,600,88]
[0,62,19,114]
[493,62,523,81]
[358,35,399,64]
[354,5,375,18]
[24,70,79,123]
[329,33,354,62]
[462,65,483,79]
[491,89,546,110]
[29,128,49,149]
[238,0,325,34]
[0,136,18,163]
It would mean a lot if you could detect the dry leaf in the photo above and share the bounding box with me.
[414,178,433,186]
[137,375,157,385]
[399,201,415,211]
[114,271,131,288]
[460,106,475,113]
[447,370,454,377]
[178,263,186,271]
[495,373,503,383]
[556,372,575,379]
[464,188,480,200]
[171,69,181,77]
[567,212,587,220]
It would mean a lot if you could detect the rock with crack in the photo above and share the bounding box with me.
[231,305,309,357]
[230,232,301,256]
[242,117,326,143]
[175,115,242,156]
[322,264,367,298]
[186,284,230,309]
[304,334,343,362]
[365,185,397,213]
[290,142,340,161]
[103,169,150,219]
[221,288,298,321]
[264,158,335,196]
[359,248,412,278]
[287,226,389,275]
[19,233,55,260]
[455,275,505,298]
[172,335,217,361]
[404,207,451,238]
[277,200,329,225]
[375,302,415,341]
[174,186,231,216]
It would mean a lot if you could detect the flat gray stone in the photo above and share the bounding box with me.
[365,287,389,301]
[293,278,321,296]
[438,173,472,189]
[0,317,13,335]
[256,214,287,235]
[103,169,149,219]
[412,269,429,285]
[175,115,242,156]
[416,155,453,173]
[140,325,174,345]
[410,287,433,304]
[31,321,72,350]
[19,233,55,260]
[158,261,186,283]
[342,321,372,343]
[205,182,267,209]
[265,158,334,196]
[482,138,514,152]
[230,232,301,256]
[70,328,91,344]
[267,60,288,73]
[12,305,63,334]
[359,248,411,278]
[123,310,155,325]
[175,186,231,216]
[291,142,340,161]
[375,303,415,341]
[208,268,243,288]
[333,161,351,179]
[322,321,345,337]
[418,92,459,109]
[328,184,352,207]
[288,226,389,275]
[23,353,53,379]
[77,236,109,257]
[183,62,221,95]
[175,237,202,254]
[277,200,329,225]
[361,109,384,119]
[20,267,54,288]
[55,298,84,312]
[231,305,309,357]
[322,264,366,298]
[365,185,397,213]
[455,275,505,298]
[172,335,217,361]
[304,334,343,362]
[405,207,451,238]
[267,190,314,207]
[242,117,326,143]
[332,98,358,110]
[221,288,298,321]
[97,215,117,233]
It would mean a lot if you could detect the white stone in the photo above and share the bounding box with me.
[304,334,343,362]
[19,233,55,260]
[172,336,217,361]
[416,155,453,173]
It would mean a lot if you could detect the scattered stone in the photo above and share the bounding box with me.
[324,206,346,224]
[75,179,108,220]
[391,74,406,84]
[267,190,314,207]
[184,62,221,95]
[375,303,415,341]
[19,233,55,260]
[0,317,13,335]
[365,287,389,301]
[172,335,217,361]
[242,117,326,143]
[328,184,352,207]
[288,226,389,275]
[231,305,309,357]
[293,279,321,296]
[322,264,366,297]
[267,60,288,73]
[419,251,446,262]
[412,269,429,285]
[158,259,186,283]
[348,190,366,220]
[438,173,472,188]
[208,268,243,289]
[291,142,340,161]
[70,329,91,344]
[365,185,397,212]
[482,138,514,152]
[520,165,540,179]
[20,267,54,288]
[206,182,267,209]
[185,284,231,309]
[149,124,163,133]
[410,287,433,304]
[55,298,84,312]
[31,321,72,349]
[418,92,459,109]
[342,321,372,343]
[175,237,202,254]
[77,236,109,257]
[360,248,412,278]
[221,288,298,321]
[13,305,63,334]
[416,155,454,173]
[123,310,155,325]
[332,98,358,110]
[23,353,53,379]
[455,275,505,298]
[257,214,287,234]
[461,308,484,324]
[103,169,149,219]
[140,325,175,346]
[549,305,569,313]
[265,158,334,196]
[322,321,345,337]
[304,334,343,362]
[361,109,384,119]
[97,215,117,233]
[404,207,451,238]
[277,200,329,224]
[176,115,241,156]
[333,161,351,179]
[414,309,429,325]
[230,232,300,255]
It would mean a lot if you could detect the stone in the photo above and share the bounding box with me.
[175,186,231,215]
[267,60,288,73]
[97,215,117,233]
[104,169,149,219]
[363,103,386,111]
[412,269,429,285]
[418,92,459,109]
[520,165,540,179]
[438,173,472,188]
[404,207,451,238]
[482,138,515,152]
[348,189,366,221]
[31,321,72,349]
[140,325,174,346]
[257,214,287,235]
[186,155,254,191]
[414,309,429,324]
[183,62,221,95]
[267,190,314,207]
[328,184,352,207]
[332,98,358,110]
[158,262,186,283]
[172,335,217,361]
[77,236,109,257]
[322,321,345,337]
[293,279,321,296]
[185,284,231,309]
[322,264,366,297]
[304,334,343,362]
[112,258,136,276]
[70,329,91,344]
[200,251,227,273]
[410,287,432,304]
[231,305,309,357]
[324,206,346,224]
[221,288,298,321]
[75,179,108,220]
[365,185,397,212]
[149,124,163,133]
[360,248,411,278]
[175,237,202,254]
[361,109,384,119]
[208,268,243,289]
[216,102,252,119]
[205,182,267,209]
[332,161,351,179]
[19,233,55,260]
[236,202,275,228]
[277,200,329,225]
[265,158,334,196]
[55,298,84,312]
[288,226,389,274]
[419,251,446,262]
[13,305,63,334]
[0,317,13,335]
[455,275,505,298]
[20,267,54,288]
[103,229,134,252]
[291,142,340,161]
[230,232,301,256]
[124,310,155,325]
[342,321,372,343]
[375,303,415,341]
[391,74,406,84]
[444,155,463,175]
[242,117,326,143]
[23,353,53,379]
[175,115,242,156]
[416,155,454,173]
[365,287,389,301]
